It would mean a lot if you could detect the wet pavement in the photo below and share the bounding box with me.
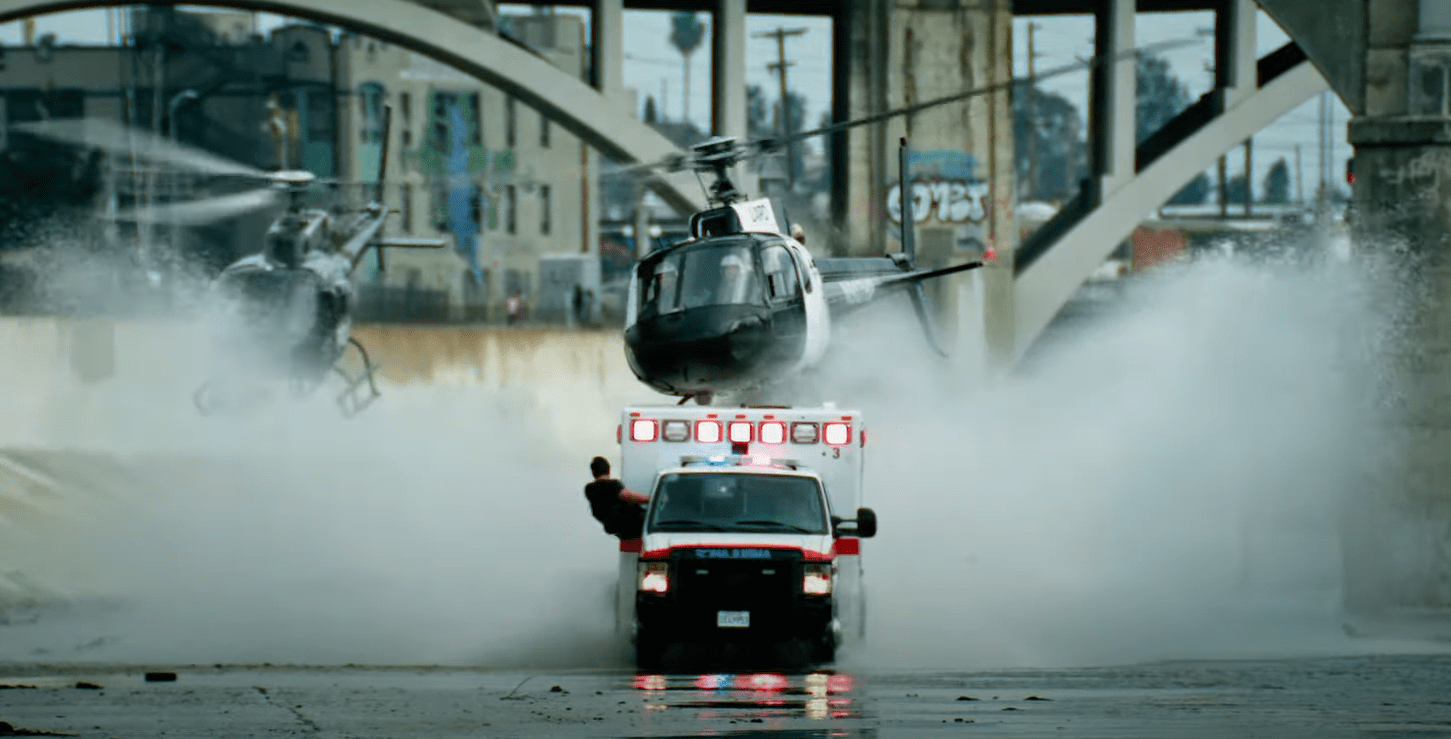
[1,654,1450,738]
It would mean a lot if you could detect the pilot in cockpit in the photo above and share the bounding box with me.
[718,253,748,304]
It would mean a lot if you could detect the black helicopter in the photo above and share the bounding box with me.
[621,136,982,404]
[18,109,444,417]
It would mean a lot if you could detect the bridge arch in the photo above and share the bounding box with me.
[0,0,705,213]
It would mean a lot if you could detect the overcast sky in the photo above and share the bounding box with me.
[1,4,1349,198]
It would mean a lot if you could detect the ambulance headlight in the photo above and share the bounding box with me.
[638,561,669,594]
[802,563,832,595]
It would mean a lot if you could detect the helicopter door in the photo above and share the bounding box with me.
[760,242,806,349]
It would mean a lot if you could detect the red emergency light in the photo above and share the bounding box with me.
[822,422,851,446]
[759,421,786,445]
[695,419,722,444]
[630,418,658,442]
[728,421,754,443]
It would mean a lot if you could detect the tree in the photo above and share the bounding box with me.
[1012,84,1085,202]
[1262,157,1291,203]
[1136,52,1207,206]
[669,12,706,125]
[1224,173,1250,205]
[1168,172,1211,205]
[747,84,772,139]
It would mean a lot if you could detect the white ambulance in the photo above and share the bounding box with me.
[613,404,876,667]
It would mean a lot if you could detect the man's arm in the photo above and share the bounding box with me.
[619,488,649,505]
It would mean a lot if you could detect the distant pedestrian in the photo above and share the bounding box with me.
[505,293,520,325]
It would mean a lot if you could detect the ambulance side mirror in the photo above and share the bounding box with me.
[832,507,877,539]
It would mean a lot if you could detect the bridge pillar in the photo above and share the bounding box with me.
[711,0,754,198]
[1089,0,1136,193]
[1344,0,1451,614]
[841,0,1014,374]
[590,0,624,102]
[1214,0,1258,106]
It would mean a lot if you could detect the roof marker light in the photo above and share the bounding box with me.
[728,421,753,444]
[759,421,786,445]
[791,422,819,444]
[662,420,690,442]
[630,418,658,442]
[823,422,850,446]
[695,419,722,444]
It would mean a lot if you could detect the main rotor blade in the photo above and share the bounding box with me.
[112,187,281,225]
[15,117,266,180]
[599,35,1206,179]
[778,36,1204,147]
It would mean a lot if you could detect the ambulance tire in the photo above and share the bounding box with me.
[813,632,836,666]
[635,633,666,670]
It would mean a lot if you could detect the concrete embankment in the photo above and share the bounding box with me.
[0,317,670,616]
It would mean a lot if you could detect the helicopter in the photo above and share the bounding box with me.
[619,135,982,405]
[614,35,1210,405]
[16,108,445,417]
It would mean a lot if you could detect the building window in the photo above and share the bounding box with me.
[540,113,549,148]
[539,185,551,235]
[505,184,517,234]
[399,91,411,147]
[505,96,516,149]
[468,92,481,145]
[402,183,413,233]
[358,83,385,144]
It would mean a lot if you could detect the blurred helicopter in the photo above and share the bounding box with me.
[17,108,445,417]
[614,35,1207,404]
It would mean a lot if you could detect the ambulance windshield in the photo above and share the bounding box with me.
[647,473,828,534]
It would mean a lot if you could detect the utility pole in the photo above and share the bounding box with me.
[1243,137,1252,217]
[754,26,807,187]
[1316,90,1329,214]
[1294,143,1303,206]
[1026,22,1042,201]
[1218,154,1228,217]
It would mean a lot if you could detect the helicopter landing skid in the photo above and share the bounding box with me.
[193,380,274,417]
[334,337,381,418]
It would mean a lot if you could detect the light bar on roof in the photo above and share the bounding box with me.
[630,418,658,442]
[822,422,850,446]
[662,420,690,442]
[728,421,753,444]
[695,419,722,444]
[759,421,786,445]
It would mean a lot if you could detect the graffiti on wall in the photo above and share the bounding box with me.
[885,150,990,255]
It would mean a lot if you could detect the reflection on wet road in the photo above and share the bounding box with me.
[2,655,1451,737]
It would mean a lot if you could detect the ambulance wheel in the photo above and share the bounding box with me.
[812,633,836,665]
[635,633,666,670]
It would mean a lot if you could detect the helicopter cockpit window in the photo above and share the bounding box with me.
[679,242,760,310]
[760,243,800,301]
[639,252,683,315]
[638,241,762,315]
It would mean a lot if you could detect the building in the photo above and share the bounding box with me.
[335,9,597,323]
[0,7,597,323]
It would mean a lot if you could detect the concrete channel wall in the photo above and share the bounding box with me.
[0,317,672,615]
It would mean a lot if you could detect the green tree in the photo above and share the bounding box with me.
[1013,83,1085,202]
[1262,157,1291,203]
[1136,52,1207,206]
[669,12,706,125]
[1224,173,1250,204]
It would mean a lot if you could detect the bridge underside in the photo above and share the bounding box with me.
[1006,0,1328,362]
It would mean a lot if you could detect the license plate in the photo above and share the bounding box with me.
[717,610,750,628]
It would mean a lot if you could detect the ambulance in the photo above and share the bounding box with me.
[614,404,876,667]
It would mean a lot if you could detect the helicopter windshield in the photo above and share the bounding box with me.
[214,268,320,342]
[638,241,761,316]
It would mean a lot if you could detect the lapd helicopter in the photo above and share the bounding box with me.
[17,108,445,417]
[614,36,1208,405]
